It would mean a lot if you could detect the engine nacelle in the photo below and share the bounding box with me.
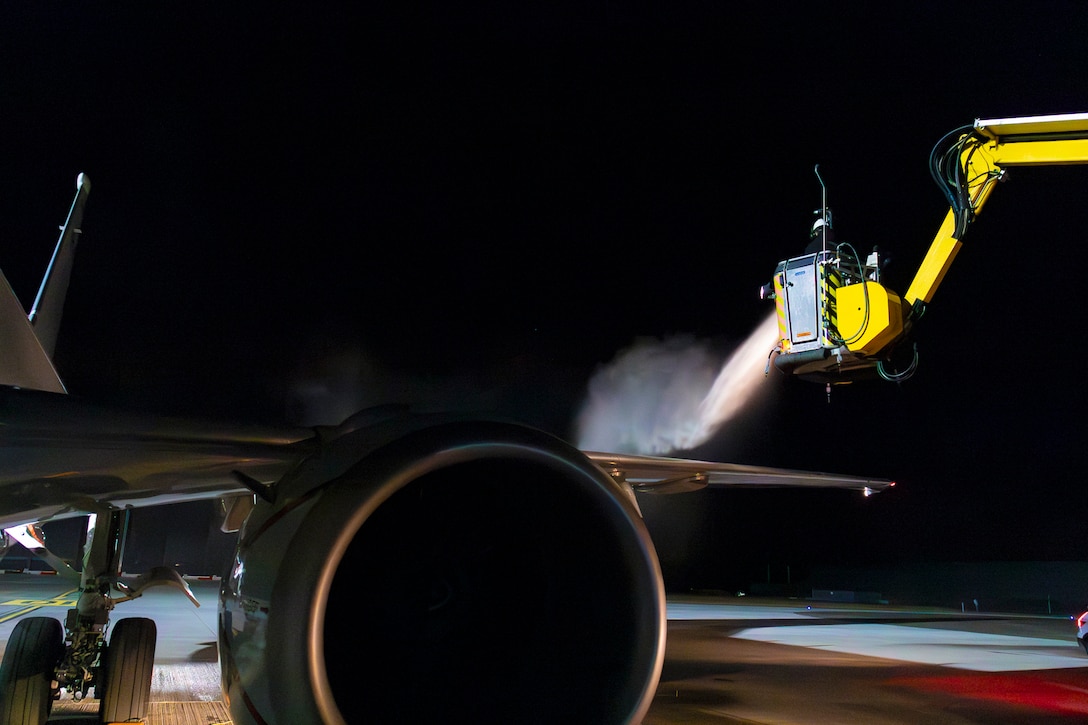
[219,416,666,724]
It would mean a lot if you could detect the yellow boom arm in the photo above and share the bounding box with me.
[905,112,1088,306]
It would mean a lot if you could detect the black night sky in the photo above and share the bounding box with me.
[4,4,1088,592]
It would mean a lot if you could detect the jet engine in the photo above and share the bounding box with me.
[219,416,666,724]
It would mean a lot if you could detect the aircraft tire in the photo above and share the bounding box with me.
[99,617,156,724]
[0,616,63,725]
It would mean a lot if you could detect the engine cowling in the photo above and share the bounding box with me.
[219,417,666,724]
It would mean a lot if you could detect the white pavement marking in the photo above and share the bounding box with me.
[733,622,1086,672]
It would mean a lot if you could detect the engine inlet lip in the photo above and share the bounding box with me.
[269,421,665,725]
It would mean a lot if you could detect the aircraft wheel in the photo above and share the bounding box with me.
[99,617,157,724]
[0,616,63,725]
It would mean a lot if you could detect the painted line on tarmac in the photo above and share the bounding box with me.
[734,622,1087,672]
[0,589,79,622]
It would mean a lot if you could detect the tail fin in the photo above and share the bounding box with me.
[0,173,91,393]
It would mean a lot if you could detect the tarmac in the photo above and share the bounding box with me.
[3,575,1088,723]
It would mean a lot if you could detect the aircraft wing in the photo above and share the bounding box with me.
[0,385,316,530]
[0,268,66,393]
[0,388,893,529]
[585,451,894,496]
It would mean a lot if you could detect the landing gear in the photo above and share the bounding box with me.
[0,508,198,724]
[99,617,157,723]
[0,617,64,725]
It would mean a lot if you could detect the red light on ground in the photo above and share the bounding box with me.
[888,672,1088,717]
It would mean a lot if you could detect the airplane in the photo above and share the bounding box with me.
[0,174,893,724]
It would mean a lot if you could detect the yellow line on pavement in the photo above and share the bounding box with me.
[0,589,79,622]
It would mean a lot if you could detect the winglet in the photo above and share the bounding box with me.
[0,173,90,393]
[29,172,91,358]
